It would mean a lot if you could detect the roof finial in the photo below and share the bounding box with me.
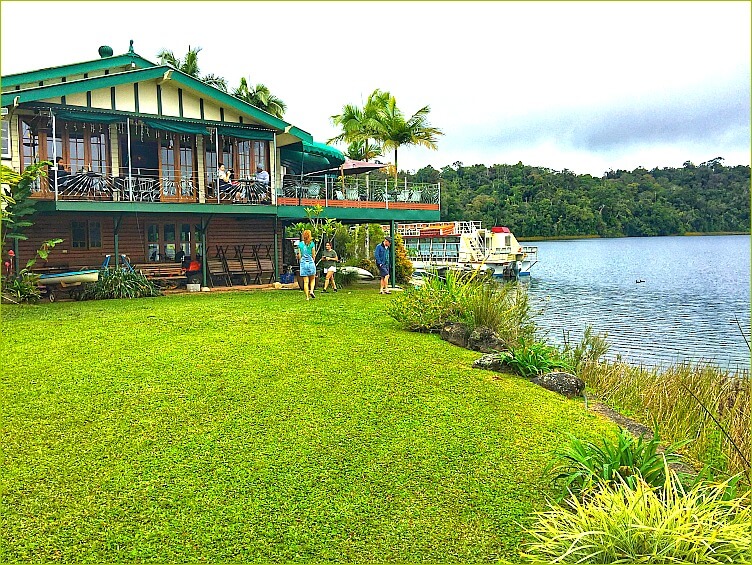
[128,39,134,54]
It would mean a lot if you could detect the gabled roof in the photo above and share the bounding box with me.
[1,52,156,89]
[1,64,296,134]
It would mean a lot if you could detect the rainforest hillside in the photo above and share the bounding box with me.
[400,157,749,238]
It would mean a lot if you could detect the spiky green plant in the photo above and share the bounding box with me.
[523,467,752,563]
[546,428,689,500]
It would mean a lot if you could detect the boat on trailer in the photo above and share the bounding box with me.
[396,221,538,279]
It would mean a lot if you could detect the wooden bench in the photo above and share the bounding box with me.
[134,263,185,287]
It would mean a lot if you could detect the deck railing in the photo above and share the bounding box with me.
[29,167,439,210]
[277,174,440,209]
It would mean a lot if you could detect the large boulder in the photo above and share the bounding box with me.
[472,353,506,372]
[531,372,585,398]
[440,323,469,348]
[467,326,506,353]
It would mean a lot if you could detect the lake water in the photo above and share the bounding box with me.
[524,235,750,371]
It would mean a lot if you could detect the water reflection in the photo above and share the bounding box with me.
[524,235,750,371]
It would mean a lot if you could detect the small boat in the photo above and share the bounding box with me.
[396,221,539,280]
[338,266,375,280]
[38,269,100,285]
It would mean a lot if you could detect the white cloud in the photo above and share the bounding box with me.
[2,1,749,176]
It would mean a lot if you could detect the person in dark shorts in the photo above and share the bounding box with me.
[374,236,391,294]
[320,241,339,293]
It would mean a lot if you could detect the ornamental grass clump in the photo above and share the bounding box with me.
[498,340,573,378]
[80,268,162,300]
[462,280,535,348]
[387,269,473,332]
[522,467,752,564]
[579,360,751,478]
[546,428,688,501]
[389,270,535,344]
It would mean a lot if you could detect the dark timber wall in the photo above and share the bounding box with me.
[15,212,282,275]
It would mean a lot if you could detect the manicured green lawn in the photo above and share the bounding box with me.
[1,288,614,562]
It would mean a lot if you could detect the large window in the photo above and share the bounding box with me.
[20,117,110,176]
[71,220,102,249]
[205,135,269,184]
[147,222,195,261]
[1,119,11,158]
[68,132,86,173]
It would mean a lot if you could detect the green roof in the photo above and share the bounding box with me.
[1,52,156,88]
[1,66,296,133]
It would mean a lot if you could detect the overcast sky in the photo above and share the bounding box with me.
[2,1,749,176]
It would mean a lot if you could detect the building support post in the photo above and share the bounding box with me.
[200,215,211,288]
[126,117,133,201]
[390,219,396,289]
[273,216,279,282]
[113,214,123,267]
[51,108,58,201]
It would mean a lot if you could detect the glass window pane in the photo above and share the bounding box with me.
[148,243,160,262]
[72,221,87,248]
[164,224,176,243]
[88,221,102,248]
[254,141,268,171]
[181,224,191,242]
[147,224,159,243]
[238,140,251,178]
[1,119,10,157]
[68,130,86,173]
[161,136,175,181]
[163,243,176,261]
[90,132,107,174]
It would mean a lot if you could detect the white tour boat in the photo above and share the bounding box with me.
[396,221,538,279]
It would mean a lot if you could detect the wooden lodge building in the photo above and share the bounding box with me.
[1,43,440,287]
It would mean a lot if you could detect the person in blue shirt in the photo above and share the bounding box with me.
[374,236,391,294]
[296,229,317,300]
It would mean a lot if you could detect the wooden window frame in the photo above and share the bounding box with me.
[71,219,102,250]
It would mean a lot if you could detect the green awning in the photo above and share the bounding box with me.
[53,110,124,124]
[280,141,345,175]
[140,118,209,135]
[215,126,274,141]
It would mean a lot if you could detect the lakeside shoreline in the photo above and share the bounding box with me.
[518,231,748,242]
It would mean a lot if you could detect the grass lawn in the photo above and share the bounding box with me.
[1,288,615,562]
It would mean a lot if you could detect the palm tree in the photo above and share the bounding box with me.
[232,77,287,119]
[373,94,443,186]
[157,46,228,92]
[329,89,390,161]
[345,140,382,162]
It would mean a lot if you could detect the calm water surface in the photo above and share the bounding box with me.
[525,235,750,371]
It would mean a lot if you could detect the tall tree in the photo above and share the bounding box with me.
[232,77,287,119]
[157,46,228,92]
[373,94,443,186]
[345,140,382,161]
[329,89,390,161]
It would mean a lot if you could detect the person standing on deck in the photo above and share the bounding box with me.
[374,236,391,294]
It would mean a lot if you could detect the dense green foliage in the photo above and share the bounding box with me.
[546,429,688,500]
[388,271,535,349]
[1,289,615,562]
[404,157,750,237]
[523,470,752,564]
[80,268,162,300]
[330,89,442,185]
[498,340,573,378]
[580,360,751,478]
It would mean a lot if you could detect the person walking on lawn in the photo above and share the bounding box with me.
[320,241,339,293]
[296,229,317,300]
[374,236,391,294]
